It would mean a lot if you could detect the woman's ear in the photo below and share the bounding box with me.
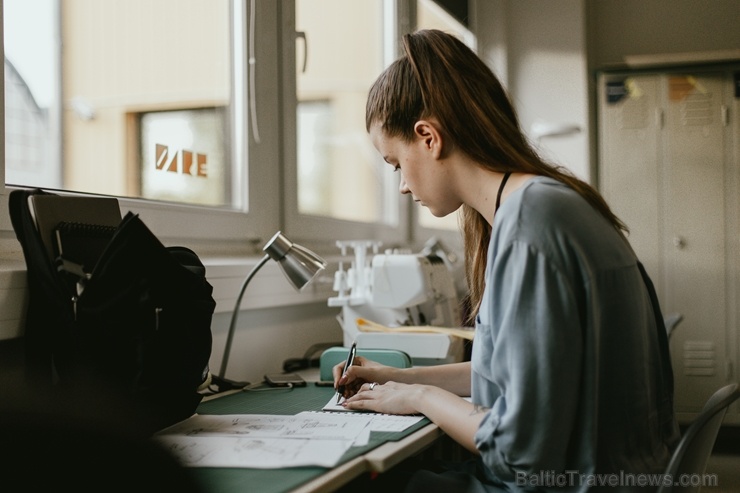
[413,120,444,159]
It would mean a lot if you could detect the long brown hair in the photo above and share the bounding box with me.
[366,29,627,325]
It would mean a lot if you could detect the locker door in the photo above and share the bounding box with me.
[732,71,740,422]
[598,74,663,292]
[662,73,728,414]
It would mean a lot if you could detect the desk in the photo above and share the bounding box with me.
[191,384,444,493]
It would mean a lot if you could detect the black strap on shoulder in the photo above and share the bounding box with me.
[495,172,512,215]
[636,261,679,443]
[636,261,673,394]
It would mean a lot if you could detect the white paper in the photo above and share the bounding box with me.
[155,435,349,468]
[157,413,372,441]
[315,397,426,432]
[154,413,378,468]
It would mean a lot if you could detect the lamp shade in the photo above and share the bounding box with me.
[264,231,327,290]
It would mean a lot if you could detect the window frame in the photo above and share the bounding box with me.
[279,0,465,253]
[1,0,281,255]
[280,0,412,249]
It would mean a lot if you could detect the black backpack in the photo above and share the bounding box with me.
[9,188,215,435]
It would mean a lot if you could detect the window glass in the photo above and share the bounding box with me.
[4,0,58,189]
[139,107,229,206]
[295,0,397,225]
[4,0,236,209]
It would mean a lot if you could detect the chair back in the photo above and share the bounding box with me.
[663,313,684,339]
[319,347,412,381]
[657,383,740,493]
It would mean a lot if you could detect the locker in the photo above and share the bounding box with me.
[598,69,740,424]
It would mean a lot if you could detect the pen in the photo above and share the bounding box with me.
[336,341,357,403]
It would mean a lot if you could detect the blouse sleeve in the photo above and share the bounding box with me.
[473,240,586,482]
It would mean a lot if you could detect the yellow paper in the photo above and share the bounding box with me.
[356,318,474,340]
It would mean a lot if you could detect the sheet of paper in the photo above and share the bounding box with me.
[322,393,351,412]
[155,435,350,468]
[315,397,426,432]
[156,413,372,442]
[153,410,425,469]
[154,413,378,468]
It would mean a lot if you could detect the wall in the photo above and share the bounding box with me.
[474,0,590,181]
[588,0,740,67]
[506,0,589,181]
[474,0,740,183]
[204,257,343,384]
[210,302,342,384]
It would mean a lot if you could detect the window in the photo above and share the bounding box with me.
[3,0,59,190]
[284,0,473,248]
[5,0,233,203]
[3,0,278,246]
[283,0,408,245]
[3,0,473,254]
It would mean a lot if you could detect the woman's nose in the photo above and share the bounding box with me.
[399,176,411,194]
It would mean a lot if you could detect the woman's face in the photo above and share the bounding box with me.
[369,121,459,218]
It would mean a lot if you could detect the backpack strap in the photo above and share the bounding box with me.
[637,261,679,444]
[9,189,69,387]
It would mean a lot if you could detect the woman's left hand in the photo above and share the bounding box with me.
[341,381,423,415]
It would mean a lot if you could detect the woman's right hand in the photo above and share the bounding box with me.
[332,356,391,400]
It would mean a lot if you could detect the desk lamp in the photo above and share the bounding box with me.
[215,231,326,391]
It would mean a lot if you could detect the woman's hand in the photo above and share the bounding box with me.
[342,381,424,415]
[345,380,487,454]
[332,356,394,400]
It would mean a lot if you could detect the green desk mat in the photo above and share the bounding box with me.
[191,384,429,493]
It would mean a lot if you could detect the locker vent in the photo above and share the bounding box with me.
[682,340,716,376]
[682,94,713,126]
[618,98,649,129]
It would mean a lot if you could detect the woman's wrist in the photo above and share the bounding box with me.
[382,365,407,384]
[408,384,435,415]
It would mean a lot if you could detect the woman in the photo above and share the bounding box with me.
[333,29,679,492]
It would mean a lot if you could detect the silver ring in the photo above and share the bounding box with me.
[369,382,377,390]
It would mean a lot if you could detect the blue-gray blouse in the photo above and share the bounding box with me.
[472,177,679,492]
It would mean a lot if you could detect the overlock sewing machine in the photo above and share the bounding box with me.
[328,239,467,365]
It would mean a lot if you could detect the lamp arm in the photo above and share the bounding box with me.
[218,253,271,379]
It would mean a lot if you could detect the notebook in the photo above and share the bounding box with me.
[54,221,118,274]
[317,397,425,432]
[28,194,122,270]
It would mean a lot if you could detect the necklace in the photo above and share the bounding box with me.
[495,172,512,215]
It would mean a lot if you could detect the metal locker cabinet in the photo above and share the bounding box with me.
[598,70,739,424]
